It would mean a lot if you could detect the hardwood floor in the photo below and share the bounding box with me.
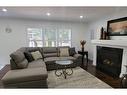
[81,60,122,88]
[0,60,122,88]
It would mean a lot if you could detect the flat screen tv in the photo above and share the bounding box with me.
[107,17,127,36]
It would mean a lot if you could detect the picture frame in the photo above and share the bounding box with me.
[107,17,127,36]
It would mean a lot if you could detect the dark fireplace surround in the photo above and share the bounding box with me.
[97,46,123,77]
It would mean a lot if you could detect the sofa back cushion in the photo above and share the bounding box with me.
[43,47,58,58]
[43,53,58,58]
[26,47,39,52]
[10,51,28,69]
[16,59,28,69]
[43,47,57,53]
[10,51,25,63]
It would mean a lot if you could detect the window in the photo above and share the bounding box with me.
[44,28,57,47]
[27,28,72,47]
[58,29,71,47]
[27,28,43,47]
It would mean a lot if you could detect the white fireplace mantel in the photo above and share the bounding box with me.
[91,40,127,77]
[92,40,127,47]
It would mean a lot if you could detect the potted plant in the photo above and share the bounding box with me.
[80,40,86,52]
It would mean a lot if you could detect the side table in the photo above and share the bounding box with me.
[78,51,88,67]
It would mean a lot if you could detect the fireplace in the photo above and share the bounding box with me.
[97,46,123,77]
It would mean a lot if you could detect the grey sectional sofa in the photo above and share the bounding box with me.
[1,47,82,88]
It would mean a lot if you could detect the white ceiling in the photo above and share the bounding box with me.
[0,7,127,22]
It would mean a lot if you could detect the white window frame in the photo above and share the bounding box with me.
[27,28,43,47]
[57,29,72,47]
[27,27,72,47]
[44,28,57,47]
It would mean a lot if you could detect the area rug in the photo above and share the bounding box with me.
[47,67,112,88]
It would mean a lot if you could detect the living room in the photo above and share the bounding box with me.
[1,2,127,92]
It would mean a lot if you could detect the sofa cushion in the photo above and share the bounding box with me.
[28,59,46,68]
[69,47,76,56]
[26,47,39,52]
[10,51,28,69]
[31,51,42,60]
[43,47,57,53]
[10,51,25,63]
[24,52,34,62]
[16,59,28,69]
[44,57,60,62]
[1,67,48,84]
[43,53,58,58]
[59,48,69,57]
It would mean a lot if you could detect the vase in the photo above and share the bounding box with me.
[100,27,104,40]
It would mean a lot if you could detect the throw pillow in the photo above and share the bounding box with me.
[10,51,25,63]
[16,59,28,69]
[27,47,44,59]
[10,51,28,69]
[24,52,34,62]
[69,47,76,56]
[31,51,43,60]
[59,48,69,57]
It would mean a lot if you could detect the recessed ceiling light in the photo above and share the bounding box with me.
[80,15,83,19]
[2,8,7,12]
[46,12,51,16]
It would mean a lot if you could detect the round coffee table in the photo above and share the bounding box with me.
[55,60,73,79]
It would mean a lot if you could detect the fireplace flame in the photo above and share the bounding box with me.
[103,59,113,65]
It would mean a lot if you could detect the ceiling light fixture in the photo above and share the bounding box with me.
[80,15,83,19]
[2,8,7,12]
[46,12,51,16]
